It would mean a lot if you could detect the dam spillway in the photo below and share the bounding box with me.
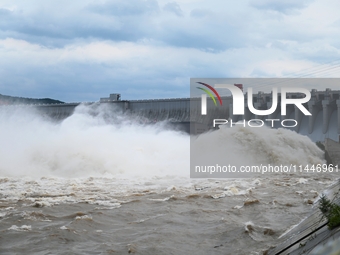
[1,88,340,142]
[228,88,340,142]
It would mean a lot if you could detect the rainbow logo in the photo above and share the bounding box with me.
[196,82,222,106]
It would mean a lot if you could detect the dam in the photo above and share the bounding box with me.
[1,88,340,254]
[1,88,340,142]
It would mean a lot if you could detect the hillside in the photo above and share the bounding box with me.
[0,94,64,105]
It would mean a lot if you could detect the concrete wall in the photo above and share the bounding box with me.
[35,103,79,120]
[228,89,340,142]
[325,138,340,166]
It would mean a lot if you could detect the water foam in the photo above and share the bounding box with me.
[0,104,325,179]
[192,124,325,170]
[0,104,189,178]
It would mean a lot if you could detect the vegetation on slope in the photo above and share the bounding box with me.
[0,94,64,105]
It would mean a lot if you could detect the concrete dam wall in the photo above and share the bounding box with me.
[230,88,340,142]
[1,89,339,141]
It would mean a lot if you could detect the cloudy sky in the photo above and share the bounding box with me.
[1,0,340,102]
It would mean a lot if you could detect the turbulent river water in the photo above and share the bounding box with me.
[0,104,337,255]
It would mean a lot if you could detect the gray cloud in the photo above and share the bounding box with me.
[163,2,183,17]
[0,1,168,49]
[0,0,339,101]
[190,8,212,18]
[87,0,160,16]
[0,8,12,16]
[0,1,243,52]
[250,0,314,14]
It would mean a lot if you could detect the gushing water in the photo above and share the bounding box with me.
[0,104,336,255]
